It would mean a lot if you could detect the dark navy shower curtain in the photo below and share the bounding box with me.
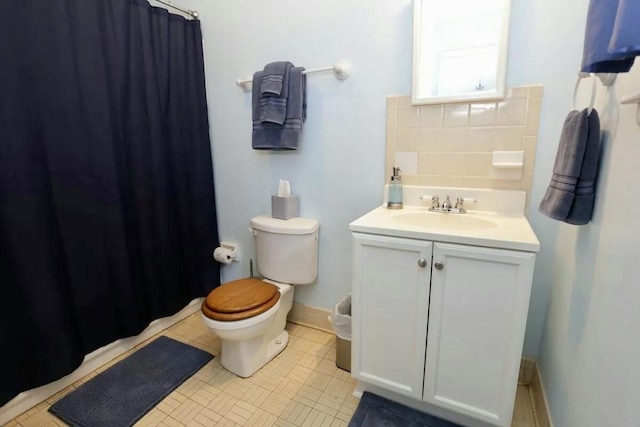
[0,0,220,405]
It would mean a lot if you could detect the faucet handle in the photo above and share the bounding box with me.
[419,194,440,208]
[455,197,477,213]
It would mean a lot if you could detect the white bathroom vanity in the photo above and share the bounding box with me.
[349,186,540,427]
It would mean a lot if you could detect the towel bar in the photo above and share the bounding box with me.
[236,62,351,92]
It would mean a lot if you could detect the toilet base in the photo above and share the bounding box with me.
[203,281,294,378]
[220,330,289,377]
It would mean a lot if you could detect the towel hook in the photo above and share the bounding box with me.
[573,73,597,114]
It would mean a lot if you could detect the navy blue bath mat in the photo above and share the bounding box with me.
[49,335,213,426]
[349,392,462,427]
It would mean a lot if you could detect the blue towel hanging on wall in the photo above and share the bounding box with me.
[251,62,307,150]
[582,0,640,73]
[539,109,602,225]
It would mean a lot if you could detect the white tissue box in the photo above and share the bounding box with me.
[271,195,299,220]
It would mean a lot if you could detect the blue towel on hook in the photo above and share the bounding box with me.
[539,109,601,224]
[252,66,306,150]
[581,0,640,73]
[566,110,601,224]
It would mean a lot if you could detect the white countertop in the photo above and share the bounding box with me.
[349,205,540,253]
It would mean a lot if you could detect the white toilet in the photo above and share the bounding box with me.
[201,215,319,377]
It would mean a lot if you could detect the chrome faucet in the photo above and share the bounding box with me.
[420,194,476,214]
[441,196,452,210]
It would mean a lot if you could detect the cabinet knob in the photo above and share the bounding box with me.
[434,261,444,270]
[418,258,428,268]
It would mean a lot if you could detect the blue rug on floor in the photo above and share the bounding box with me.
[49,335,213,427]
[349,392,462,427]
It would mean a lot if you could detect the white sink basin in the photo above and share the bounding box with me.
[391,211,498,231]
[349,186,540,252]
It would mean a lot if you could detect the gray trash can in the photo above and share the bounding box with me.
[329,294,351,372]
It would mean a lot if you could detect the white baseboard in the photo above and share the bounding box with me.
[530,362,553,427]
[0,298,202,426]
[518,357,536,385]
[287,302,333,333]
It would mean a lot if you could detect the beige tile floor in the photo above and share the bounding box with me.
[6,313,537,427]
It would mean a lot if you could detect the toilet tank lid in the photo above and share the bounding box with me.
[251,215,319,234]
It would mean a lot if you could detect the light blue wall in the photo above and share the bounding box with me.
[194,0,414,313]
[191,0,563,356]
[188,0,559,356]
[506,0,587,356]
[520,6,640,427]
[509,1,640,424]
[183,8,640,418]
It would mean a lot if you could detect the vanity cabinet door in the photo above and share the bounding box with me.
[352,233,432,400]
[423,242,535,426]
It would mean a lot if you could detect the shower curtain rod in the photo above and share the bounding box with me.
[154,0,199,19]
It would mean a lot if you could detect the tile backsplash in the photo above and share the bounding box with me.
[386,85,543,199]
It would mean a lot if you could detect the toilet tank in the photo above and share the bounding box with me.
[250,215,319,285]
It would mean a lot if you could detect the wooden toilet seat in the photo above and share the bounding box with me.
[201,278,280,321]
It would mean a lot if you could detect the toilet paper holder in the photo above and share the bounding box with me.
[213,241,240,264]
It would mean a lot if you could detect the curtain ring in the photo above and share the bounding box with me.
[573,73,596,114]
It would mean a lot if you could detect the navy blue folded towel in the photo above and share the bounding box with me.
[539,109,601,225]
[252,63,306,150]
[582,0,640,73]
[259,61,293,125]
[565,109,601,224]
[260,61,291,96]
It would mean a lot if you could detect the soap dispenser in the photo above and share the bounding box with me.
[387,167,403,209]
